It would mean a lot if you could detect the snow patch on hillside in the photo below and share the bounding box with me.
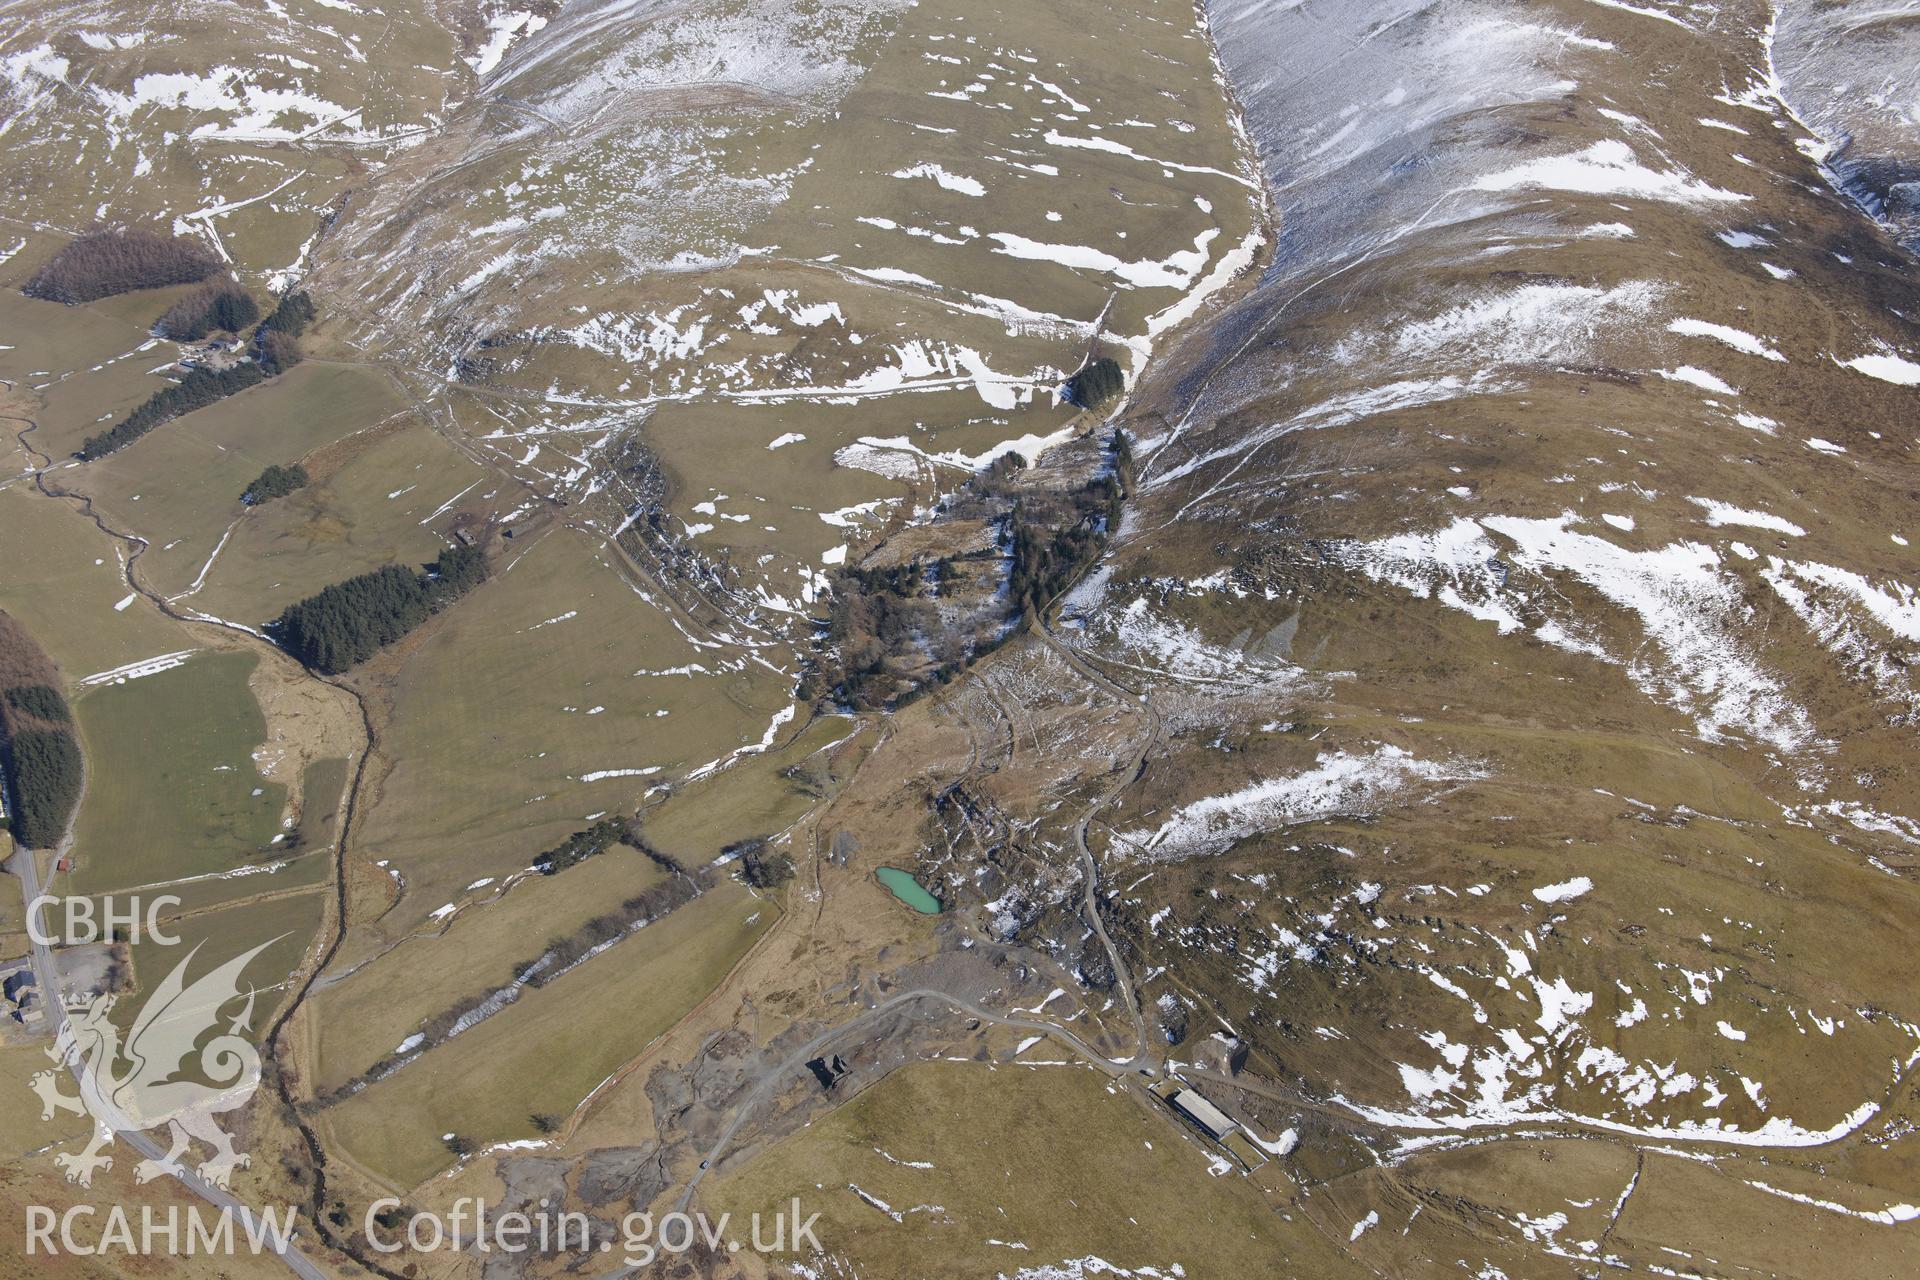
[1344,515,1819,752]
[1114,746,1484,860]
[1473,139,1749,205]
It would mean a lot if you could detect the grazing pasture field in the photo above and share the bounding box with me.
[0,279,212,462]
[350,524,794,938]
[308,848,672,1094]
[66,650,288,896]
[121,887,325,1032]
[296,754,350,849]
[637,710,858,865]
[128,849,333,921]
[0,866,24,963]
[72,362,411,606]
[0,1045,92,1157]
[324,881,776,1189]
[193,417,492,625]
[0,455,189,681]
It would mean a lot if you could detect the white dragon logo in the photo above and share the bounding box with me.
[29,938,278,1189]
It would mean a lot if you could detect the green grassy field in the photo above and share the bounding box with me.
[352,524,794,936]
[0,282,211,461]
[0,1044,93,1160]
[0,849,26,963]
[325,881,775,1189]
[124,847,334,920]
[638,710,855,864]
[0,441,192,683]
[298,755,350,851]
[71,361,411,605]
[309,849,671,1093]
[120,888,326,1033]
[66,650,288,896]
[192,417,489,624]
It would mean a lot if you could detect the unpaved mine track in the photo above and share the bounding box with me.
[670,983,1152,1222]
[669,597,1170,1228]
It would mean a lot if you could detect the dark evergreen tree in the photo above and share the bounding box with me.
[242,463,309,505]
[270,546,490,673]
[532,817,633,874]
[256,290,317,338]
[251,291,314,372]
[1062,356,1125,410]
[3,729,83,848]
[5,684,70,722]
[156,282,259,340]
[79,363,266,459]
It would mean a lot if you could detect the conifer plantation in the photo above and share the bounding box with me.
[270,545,489,674]
[0,612,82,850]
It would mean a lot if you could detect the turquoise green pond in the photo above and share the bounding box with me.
[876,867,943,914]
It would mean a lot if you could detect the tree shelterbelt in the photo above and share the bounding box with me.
[78,363,266,459]
[270,545,489,674]
[76,290,317,459]
[243,463,309,505]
